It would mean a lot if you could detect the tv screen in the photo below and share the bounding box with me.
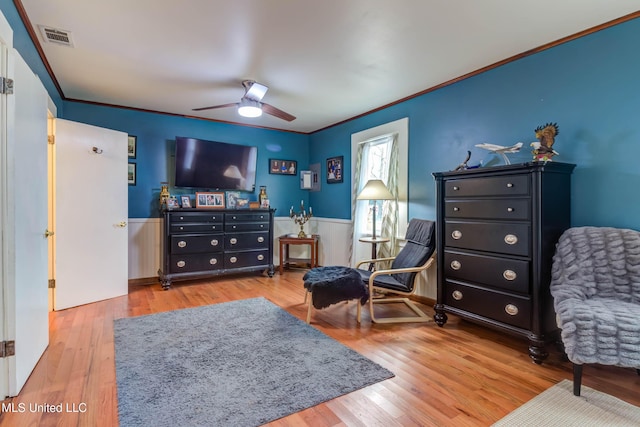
[174,137,257,191]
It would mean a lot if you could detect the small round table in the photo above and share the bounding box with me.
[358,237,390,271]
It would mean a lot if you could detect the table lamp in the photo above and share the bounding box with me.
[356,179,394,240]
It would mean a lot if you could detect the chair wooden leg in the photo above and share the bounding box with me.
[573,363,583,396]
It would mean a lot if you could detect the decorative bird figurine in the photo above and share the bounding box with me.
[475,142,523,165]
[530,122,559,161]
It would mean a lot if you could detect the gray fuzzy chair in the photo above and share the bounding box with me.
[550,226,640,396]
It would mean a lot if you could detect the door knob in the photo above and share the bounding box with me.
[117,221,127,228]
[44,229,55,238]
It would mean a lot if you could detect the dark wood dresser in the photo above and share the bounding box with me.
[432,162,575,363]
[158,208,275,289]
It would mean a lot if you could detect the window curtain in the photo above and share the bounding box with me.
[348,142,365,266]
[377,134,399,268]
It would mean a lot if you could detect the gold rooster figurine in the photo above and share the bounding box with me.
[530,122,559,162]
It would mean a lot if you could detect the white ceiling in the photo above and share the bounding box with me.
[18,1,640,133]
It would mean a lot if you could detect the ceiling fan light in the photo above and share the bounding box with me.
[238,99,262,118]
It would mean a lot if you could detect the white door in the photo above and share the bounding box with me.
[54,119,128,310]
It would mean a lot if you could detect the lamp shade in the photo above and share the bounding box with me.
[357,179,394,200]
[237,98,262,118]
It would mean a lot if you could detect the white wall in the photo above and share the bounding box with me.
[127,216,436,299]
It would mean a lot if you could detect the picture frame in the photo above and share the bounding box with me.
[269,159,297,175]
[180,195,192,208]
[236,198,250,209]
[196,192,225,208]
[226,191,241,209]
[167,198,179,209]
[128,163,136,185]
[128,135,137,158]
[326,155,343,183]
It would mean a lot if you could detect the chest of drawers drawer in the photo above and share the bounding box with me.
[225,249,269,268]
[444,250,529,294]
[445,174,529,197]
[168,252,223,274]
[443,281,531,330]
[445,220,530,256]
[170,234,223,254]
[170,223,222,233]
[225,221,269,232]
[225,231,269,250]
[171,212,223,223]
[445,199,530,220]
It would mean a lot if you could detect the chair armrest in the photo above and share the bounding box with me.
[355,257,396,269]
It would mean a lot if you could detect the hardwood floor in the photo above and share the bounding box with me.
[1,271,639,426]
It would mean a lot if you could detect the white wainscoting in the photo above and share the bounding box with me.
[127,216,436,300]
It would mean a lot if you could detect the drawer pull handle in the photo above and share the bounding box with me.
[503,270,517,281]
[452,230,462,240]
[257,254,264,261]
[450,260,461,270]
[507,183,514,188]
[211,225,217,230]
[507,207,514,212]
[179,226,184,230]
[230,238,238,245]
[260,215,264,219]
[453,186,459,191]
[505,304,519,316]
[232,225,237,229]
[211,239,219,246]
[177,240,187,248]
[209,258,218,265]
[232,216,237,220]
[230,256,238,263]
[452,290,463,301]
[257,236,265,243]
[179,216,184,220]
[504,234,518,245]
[260,224,264,228]
[453,207,460,212]
[176,260,186,268]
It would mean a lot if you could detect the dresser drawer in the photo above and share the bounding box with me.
[168,253,223,274]
[225,232,269,250]
[171,223,223,233]
[445,199,530,220]
[445,221,530,256]
[445,175,529,197]
[444,281,531,329]
[170,212,223,223]
[225,221,269,232]
[226,212,271,222]
[444,250,529,294]
[225,249,270,269]
[170,234,223,254]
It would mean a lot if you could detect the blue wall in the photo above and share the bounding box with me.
[63,103,310,218]
[309,17,640,230]
[3,0,640,230]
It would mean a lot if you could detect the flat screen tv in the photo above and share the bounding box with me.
[174,136,257,191]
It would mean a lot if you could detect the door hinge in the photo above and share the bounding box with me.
[48,279,56,289]
[0,341,15,358]
[0,77,14,95]
[48,135,55,145]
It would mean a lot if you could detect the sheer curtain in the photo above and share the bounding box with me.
[349,133,398,266]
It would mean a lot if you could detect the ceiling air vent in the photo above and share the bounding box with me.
[38,25,74,47]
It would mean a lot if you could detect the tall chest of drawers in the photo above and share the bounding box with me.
[432,162,575,363]
[159,208,275,289]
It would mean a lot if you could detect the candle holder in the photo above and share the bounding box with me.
[290,200,313,238]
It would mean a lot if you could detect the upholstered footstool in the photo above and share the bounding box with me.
[303,266,369,324]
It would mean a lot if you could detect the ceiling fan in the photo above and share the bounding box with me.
[193,80,296,121]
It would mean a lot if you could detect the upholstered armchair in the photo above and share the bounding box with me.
[550,226,640,396]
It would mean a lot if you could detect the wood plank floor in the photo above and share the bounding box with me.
[1,270,639,426]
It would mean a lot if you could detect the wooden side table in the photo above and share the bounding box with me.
[279,234,319,274]
[358,237,390,271]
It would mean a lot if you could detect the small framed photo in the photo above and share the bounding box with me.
[128,135,137,158]
[226,191,240,209]
[128,163,136,185]
[180,195,192,208]
[326,156,343,183]
[269,159,297,175]
[261,198,270,208]
[196,192,225,208]
[167,198,179,209]
[236,198,249,209]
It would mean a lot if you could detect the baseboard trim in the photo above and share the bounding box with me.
[128,277,158,286]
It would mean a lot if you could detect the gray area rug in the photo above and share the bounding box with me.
[493,379,640,426]
[114,297,393,426]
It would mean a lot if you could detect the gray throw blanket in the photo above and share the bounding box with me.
[303,266,369,309]
[550,226,640,366]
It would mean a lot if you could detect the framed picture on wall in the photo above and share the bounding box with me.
[269,159,297,175]
[326,156,343,183]
[128,163,136,185]
[128,135,137,158]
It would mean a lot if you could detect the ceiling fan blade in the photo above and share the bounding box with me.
[261,102,296,122]
[192,102,238,112]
